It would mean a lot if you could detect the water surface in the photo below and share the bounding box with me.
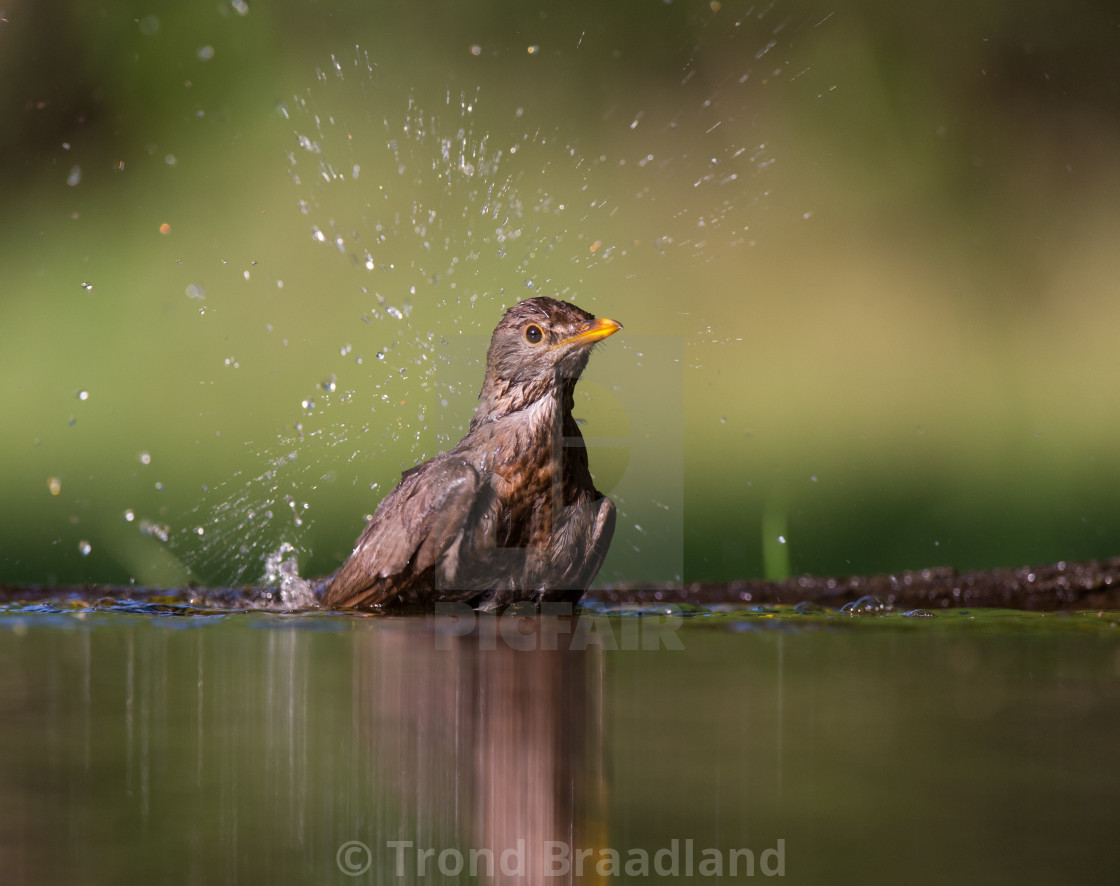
[2,605,1116,884]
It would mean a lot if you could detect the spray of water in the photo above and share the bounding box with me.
[173,47,617,586]
[168,15,798,587]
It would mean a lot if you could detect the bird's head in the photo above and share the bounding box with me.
[476,297,622,420]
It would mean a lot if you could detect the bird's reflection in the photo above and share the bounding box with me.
[352,611,605,884]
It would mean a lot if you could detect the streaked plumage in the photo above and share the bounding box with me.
[323,297,621,610]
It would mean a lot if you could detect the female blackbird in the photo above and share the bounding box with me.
[323,297,622,609]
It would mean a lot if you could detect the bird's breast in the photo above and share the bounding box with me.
[457,395,597,549]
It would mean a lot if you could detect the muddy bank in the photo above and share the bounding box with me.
[595,557,1120,612]
[3,557,1119,612]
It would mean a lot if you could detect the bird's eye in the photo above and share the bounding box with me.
[524,324,544,345]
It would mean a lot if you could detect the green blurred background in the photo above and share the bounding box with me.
[3,0,1119,588]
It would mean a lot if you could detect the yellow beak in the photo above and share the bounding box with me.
[554,317,623,349]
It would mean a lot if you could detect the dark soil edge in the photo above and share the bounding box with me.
[3,557,1120,612]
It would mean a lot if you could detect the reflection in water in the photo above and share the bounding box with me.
[359,616,603,883]
[1,608,1119,885]
[0,611,609,884]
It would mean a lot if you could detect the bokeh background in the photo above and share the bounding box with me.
[3,0,1119,588]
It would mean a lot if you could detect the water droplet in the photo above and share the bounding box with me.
[47,477,62,496]
[164,154,177,166]
[197,45,215,61]
[139,520,170,542]
[186,283,205,300]
[527,45,540,55]
[66,165,82,186]
[78,540,92,556]
[77,390,89,401]
[80,281,94,293]
[123,509,135,522]
[195,526,205,536]
[777,535,787,544]
[139,452,151,465]
[841,595,888,615]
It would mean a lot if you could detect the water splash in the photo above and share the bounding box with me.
[283,46,605,317]
[176,446,315,584]
[171,36,753,586]
[262,541,316,609]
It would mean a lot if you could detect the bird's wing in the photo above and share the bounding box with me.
[544,494,616,601]
[580,495,616,590]
[323,457,483,608]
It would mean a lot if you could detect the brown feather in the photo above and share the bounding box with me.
[322,297,621,610]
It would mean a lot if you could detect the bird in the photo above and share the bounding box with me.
[322,297,622,610]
